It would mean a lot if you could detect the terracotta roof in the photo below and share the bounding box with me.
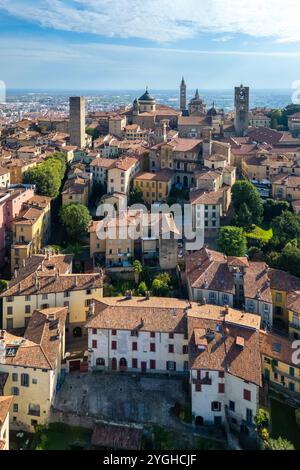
[196,169,222,181]
[1,272,103,297]
[134,169,174,182]
[188,306,261,386]
[112,157,138,171]
[185,248,235,294]
[259,330,296,367]
[178,116,205,126]
[0,167,9,176]
[0,307,67,369]
[272,174,300,188]
[90,158,116,169]
[190,189,223,205]
[205,154,227,162]
[0,396,13,426]
[243,262,272,303]
[247,127,284,145]
[159,138,202,153]
[86,297,190,333]
[269,268,300,292]
[91,422,143,450]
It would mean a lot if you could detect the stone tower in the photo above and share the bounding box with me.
[180,77,187,112]
[234,85,249,137]
[69,96,86,148]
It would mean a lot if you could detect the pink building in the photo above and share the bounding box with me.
[0,185,35,266]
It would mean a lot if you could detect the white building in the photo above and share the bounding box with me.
[90,158,115,186]
[86,297,190,373]
[188,305,261,431]
[107,156,140,195]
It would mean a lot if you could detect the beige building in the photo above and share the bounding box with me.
[11,195,52,272]
[107,157,140,195]
[0,307,67,432]
[133,169,174,204]
[0,396,13,450]
[108,115,126,138]
[272,174,300,201]
[61,176,90,206]
[0,168,10,188]
[1,253,103,337]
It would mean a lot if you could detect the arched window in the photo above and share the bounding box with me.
[96,358,105,366]
[119,357,127,369]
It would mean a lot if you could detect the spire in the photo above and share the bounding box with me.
[181,76,185,86]
[195,88,200,99]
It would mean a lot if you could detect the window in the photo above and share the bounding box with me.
[25,305,31,314]
[132,358,138,369]
[112,329,117,336]
[13,404,18,413]
[21,373,29,387]
[246,408,253,424]
[92,340,97,349]
[150,343,156,352]
[25,295,31,301]
[219,383,225,393]
[32,378,37,385]
[150,332,155,338]
[275,292,282,302]
[42,294,48,300]
[64,291,70,298]
[28,404,40,417]
[182,345,188,354]
[243,389,251,401]
[12,373,18,382]
[169,333,174,339]
[86,289,91,295]
[96,358,105,366]
[132,342,138,351]
[150,360,156,370]
[11,387,19,396]
[219,371,224,378]
[166,361,176,371]
[64,301,69,308]
[229,401,235,412]
[169,344,174,353]
[7,306,13,316]
[211,401,221,412]
[131,330,138,337]
[111,341,117,350]
[289,382,295,392]
[7,296,14,302]
[195,382,201,392]
[290,367,295,377]
[6,319,13,330]
[92,328,97,335]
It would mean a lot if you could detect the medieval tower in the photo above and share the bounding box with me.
[234,84,249,137]
[180,77,187,112]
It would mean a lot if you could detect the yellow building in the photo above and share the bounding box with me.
[269,269,300,330]
[260,331,300,395]
[0,396,13,450]
[11,194,52,272]
[4,158,39,184]
[272,174,300,201]
[287,292,300,340]
[61,176,90,206]
[0,308,67,432]
[133,169,174,204]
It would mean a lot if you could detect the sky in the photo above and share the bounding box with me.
[0,0,300,90]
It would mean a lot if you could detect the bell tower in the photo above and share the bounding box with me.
[180,77,187,112]
[234,84,249,137]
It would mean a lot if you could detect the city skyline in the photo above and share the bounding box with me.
[0,0,300,89]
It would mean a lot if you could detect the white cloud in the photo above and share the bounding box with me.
[0,0,300,43]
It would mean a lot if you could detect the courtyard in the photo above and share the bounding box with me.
[52,371,189,429]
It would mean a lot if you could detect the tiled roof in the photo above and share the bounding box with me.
[0,307,67,369]
[259,330,296,367]
[91,422,143,450]
[90,158,116,169]
[188,306,261,386]
[243,262,272,303]
[0,396,13,426]
[134,169,174,182]
[190,189,224,205]
[86,297,190,333]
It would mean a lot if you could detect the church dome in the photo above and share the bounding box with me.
[207,106,217,117]
[139,88,155,102]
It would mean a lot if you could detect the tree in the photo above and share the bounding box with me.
[59,203,91,241]
[266,437,295,450]
[295,407,300,429]
[23,152,67,198]
[255,408,270,430]
[271,211,300,248]
[133,260,143,284]
[0,279,8,293]
[137,281,148,296]
[129,186,144,205]
[217,226,247,257]
[263,199,290,222]
[232,180,263,227]
[151,272,172,296]
[276,241,300,277]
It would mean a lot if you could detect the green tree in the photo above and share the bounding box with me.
[59,203,91,241]
[129,186,144,205]
[266,437,295,450]
[271,211,300,248]
[137,281,148,296]
[217,226,247,257]
[295,407,300,429]
[232,180,263,227]
[0,279,8,293]
[255,408,270,430]
[133,259,143,284]
[264,199,290,222]
[23,152,66,198]
[276,241,300,277]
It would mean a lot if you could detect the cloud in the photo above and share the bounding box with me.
[0,0,300,43]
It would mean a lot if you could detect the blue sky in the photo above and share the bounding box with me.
[0,0,300,90]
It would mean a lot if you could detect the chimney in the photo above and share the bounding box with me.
[145,291,150,300]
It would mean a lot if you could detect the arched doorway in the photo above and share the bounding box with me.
[73,327,82,338]
[119,357,127,371]
[111,358,117,370]
[96,358,105,368]
[195,416,204,426]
